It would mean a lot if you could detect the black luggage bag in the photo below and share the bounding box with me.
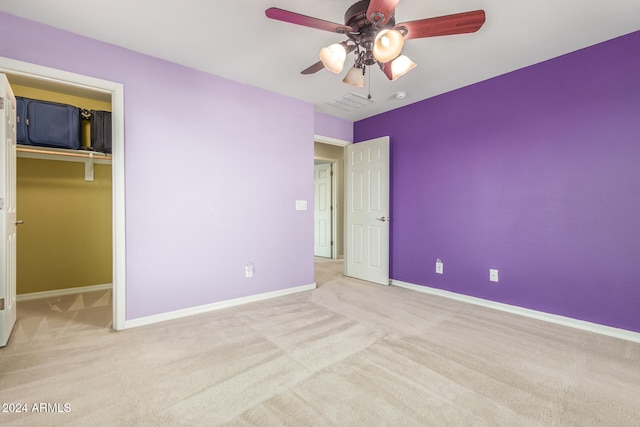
[90,110,112,153]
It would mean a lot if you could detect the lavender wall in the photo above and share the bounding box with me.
[1,12,315,320]
[355,31,640,333]
[314,111,353,142]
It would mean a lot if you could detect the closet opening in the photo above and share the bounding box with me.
[0,57,125,331]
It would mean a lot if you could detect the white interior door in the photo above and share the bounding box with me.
[0,73,17,347]
[314,162,333,258]
[345,136,390,285]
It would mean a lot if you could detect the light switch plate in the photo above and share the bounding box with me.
[295,200,308,211]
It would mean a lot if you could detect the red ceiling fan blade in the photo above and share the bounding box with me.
[395,10,486,40]
[366,0,400,26]
[266,7,352,33]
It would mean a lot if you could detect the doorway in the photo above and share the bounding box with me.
[314,137,348,260]
[0,56,126,331]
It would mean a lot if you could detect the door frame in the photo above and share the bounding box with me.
[0,56,126,330]
[314,134,350,260]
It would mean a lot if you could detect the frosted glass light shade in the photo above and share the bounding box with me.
[383,55,416,80]
[319,43,347,74]
[342,66,365,87]
[373,29,404,63]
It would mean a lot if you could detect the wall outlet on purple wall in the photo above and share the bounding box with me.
[489,269,499,283]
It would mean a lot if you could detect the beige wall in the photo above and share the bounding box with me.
[17,159,112,294]
[314,142,345,258]
[13,84,112,294]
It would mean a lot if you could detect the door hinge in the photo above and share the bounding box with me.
[0,298,4,310]
[331,241,334,246]
[0,97,4,110]
[0,198,4,210]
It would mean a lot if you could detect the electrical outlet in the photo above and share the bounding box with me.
[436,259,443,274]
[489,269,499,282]
[245,263,254,278]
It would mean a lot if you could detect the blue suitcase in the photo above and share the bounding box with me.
[17,97,81,149]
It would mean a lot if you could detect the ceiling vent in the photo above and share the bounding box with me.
[328,93,374,111]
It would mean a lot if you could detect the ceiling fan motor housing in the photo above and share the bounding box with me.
[344,0,397,66]
[345,0,396,32]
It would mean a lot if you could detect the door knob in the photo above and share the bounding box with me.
[375,217,389,222]
[15,219,24,225]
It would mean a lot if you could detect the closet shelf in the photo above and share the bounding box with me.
[16,144,111,163]
[16,144,111,182]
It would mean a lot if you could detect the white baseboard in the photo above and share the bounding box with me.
[17,283,113,302]
[125,282,317,330]
[390,279,640,344]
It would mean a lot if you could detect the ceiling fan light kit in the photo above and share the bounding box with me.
[319,43,348,74]
[383,54,417,80]
[343,66,366,87]
[266,0,485,88]
[372,29,404,63]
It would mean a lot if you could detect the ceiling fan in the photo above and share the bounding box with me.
[265,0,486,87]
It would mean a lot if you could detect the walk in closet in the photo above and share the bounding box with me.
[10,77,113,297]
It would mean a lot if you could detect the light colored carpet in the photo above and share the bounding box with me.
[1,259,639,426]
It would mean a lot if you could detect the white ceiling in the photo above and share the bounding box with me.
[2,0,640,121]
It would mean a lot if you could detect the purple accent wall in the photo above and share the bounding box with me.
[314,111,353,142]
[1,12,315,320]
[355,31,640,333]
